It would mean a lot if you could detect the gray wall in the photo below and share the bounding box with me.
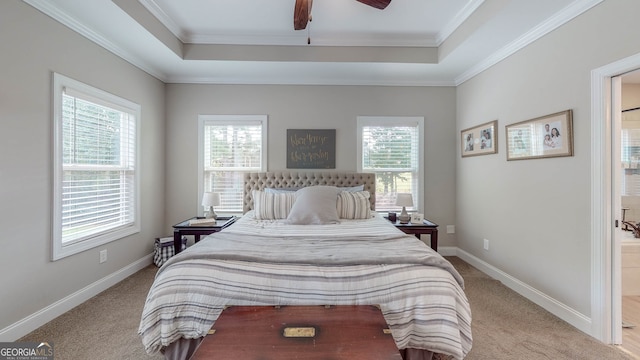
[9,0,640,343]
[456,0,640,317]
[0,1,166,330]
[164,84,458,241]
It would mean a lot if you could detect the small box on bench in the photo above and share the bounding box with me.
[191,305,402,360]
[153,236,186,267]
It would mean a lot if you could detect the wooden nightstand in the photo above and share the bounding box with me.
[389,218,439,252]
[172,216,237,254]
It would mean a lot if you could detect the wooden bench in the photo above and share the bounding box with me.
[191,305,402,360]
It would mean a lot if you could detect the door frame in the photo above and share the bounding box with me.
[591,52,640,343]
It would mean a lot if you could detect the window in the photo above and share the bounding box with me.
[357,116,424,212]
[199,115,268,213]
[52,73,140,260]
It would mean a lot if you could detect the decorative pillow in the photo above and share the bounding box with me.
[286,186,341,225]
[337,191,371,219]
[264,187,301,194]
[252,190,296,220]
[339,184,365,192]
[265,185,363,193]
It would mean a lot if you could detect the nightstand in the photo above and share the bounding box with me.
[172,216,237,254]
[389,218,439,251]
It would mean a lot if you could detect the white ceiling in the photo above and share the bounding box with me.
[24,0,602,86]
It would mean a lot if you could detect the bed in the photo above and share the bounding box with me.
[139,172,472,359]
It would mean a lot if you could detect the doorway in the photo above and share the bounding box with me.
[618,70,640,356]
[590,52,640,349]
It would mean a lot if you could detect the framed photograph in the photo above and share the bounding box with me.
[461,120,498,157]
[411,213,424,224]
[505,110,573,161]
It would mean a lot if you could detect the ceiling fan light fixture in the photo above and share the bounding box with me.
[293,0,312,30]
[293,0,391,44]
[355,0,392,10]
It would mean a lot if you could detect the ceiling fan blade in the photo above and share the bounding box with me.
[294,0,312,30]
[356,0,391,10]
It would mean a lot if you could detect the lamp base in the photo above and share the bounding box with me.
[398,207,410,224]
[205,206,218,220]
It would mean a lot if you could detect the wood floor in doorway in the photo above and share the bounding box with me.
[623,296,640,357]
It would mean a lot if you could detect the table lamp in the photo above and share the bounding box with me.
[395,193,413,224]
[202,192,220,219]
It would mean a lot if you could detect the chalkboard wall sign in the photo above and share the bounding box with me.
[287,129,336,169]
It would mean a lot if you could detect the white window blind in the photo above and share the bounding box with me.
[357,116,424,212]
[53,73,140,260]
[199,115,267,213]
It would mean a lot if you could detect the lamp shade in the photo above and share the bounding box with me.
[395,193,413,207]
[201,192,220,207]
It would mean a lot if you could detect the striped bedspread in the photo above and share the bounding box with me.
[139,213,472,359]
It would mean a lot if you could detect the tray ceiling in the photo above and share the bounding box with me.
[24,0,601,86]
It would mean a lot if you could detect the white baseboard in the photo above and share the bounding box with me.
[438,246,458,257]
[2,248,593,342]
[0,254,153,341]
[450,247,593,336]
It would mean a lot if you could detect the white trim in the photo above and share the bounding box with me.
[52,73,141,260]
[590,52,640,344]
[0,254,153,341]
[165,75,457,87]
[140,0,437,47]
[197,115,268,215]
[23,0,167,81]
[138,0,186,42]
[455,0,603,85]
[436,0,485,45]
[188,33,439,48]
[437,246,458,257]
[451,248,593,335]
[356,116,425,212]
[611,75,623,345]
[22,0,603,87]
[0,247,593,343]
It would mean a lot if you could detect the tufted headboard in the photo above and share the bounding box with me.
[244,172,376,213]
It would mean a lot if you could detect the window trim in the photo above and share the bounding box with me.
[356,116,424,212]
[198,115,268,215]
[52,72,141,261]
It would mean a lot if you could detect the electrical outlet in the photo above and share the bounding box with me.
[446,225,455,234]
[99,249,107,263]
[483,239,489,251]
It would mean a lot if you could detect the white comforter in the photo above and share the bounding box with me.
[139,213,472,359]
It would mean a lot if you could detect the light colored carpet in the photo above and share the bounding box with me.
[19,264,163,360]
[18,257,636,359]
[448,257,636,359]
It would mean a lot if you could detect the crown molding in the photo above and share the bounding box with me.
[454,0,603,85]
[138,0,187,42]
[22,0,602,87]
[23,0,168,81]
[436,0,485,45]
[139,0,438,47]
[186,33,439,47]
[165,74,456,87]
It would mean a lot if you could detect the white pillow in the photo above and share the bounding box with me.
[252,190,296,220]
[286,186,341,225]
[337,191,371,219]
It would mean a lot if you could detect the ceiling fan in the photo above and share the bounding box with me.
[293,0,392,31]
